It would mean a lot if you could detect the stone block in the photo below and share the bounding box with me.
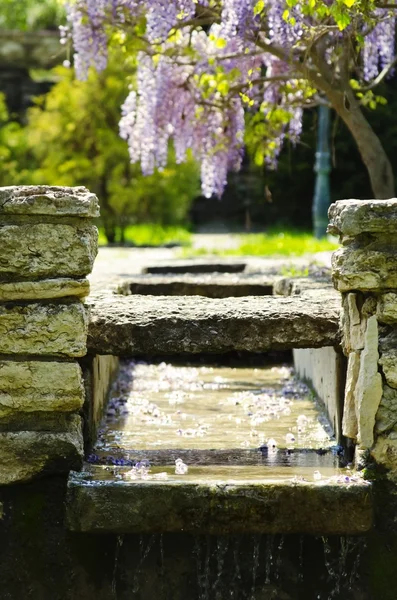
[0,360,85,418]
[355,316,383,448]
[328,199,397,237]
[0,223,97,280]
[375,385,397,434]
[0,278,90,301]
[82,354,119,450]
[342,352,360,440]
[377,293,397,325]
[0,414,83,485]
[332,245,397,292]
[0,301,88,357]
[342,293,366,353]
[379,329,397,389]
[0,185,99,218]
[87,291,342,356]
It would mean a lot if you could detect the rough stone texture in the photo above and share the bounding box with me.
[332,244,397,292]
[82,354,119,451]
[342,352,360,440]
[66,467,373,535]
[328,199,397,237]
[0,278,90,301]
[341,293,367,353]
[0,223,98,280]
[379,329,397,389]
[273,275,334,297]
[117,274,274,298]
[293,347,345,442]
[375,385,397,434]
[0,301,88,357]
[0,415,83,485]
[0,185,99,218]
[372,434,397,478]
[87,291,341,356]
[0,360,85,418]
[377,293,397,325]
[355,316,383,448]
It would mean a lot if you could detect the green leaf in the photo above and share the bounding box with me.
[253,0,265,16]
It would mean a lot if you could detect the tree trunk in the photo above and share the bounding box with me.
[330,88,395,199]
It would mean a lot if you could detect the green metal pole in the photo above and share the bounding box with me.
[312,105,331,238]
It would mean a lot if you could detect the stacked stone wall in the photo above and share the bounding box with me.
[329,199,397,476]
[0,185,99,484]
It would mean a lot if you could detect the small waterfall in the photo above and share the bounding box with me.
[320,535,367,599]
[112,534,124,599]
[214,537,229,600]
[109,533,368,599]
[264,534,274,584]
[250,535,261,599]
[274,535,285,581]
[231,537,243,599]
[132,534,156,594]
[298,534,305,582]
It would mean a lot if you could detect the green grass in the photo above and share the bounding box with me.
[98,224,192,247]
[181,230,339,258]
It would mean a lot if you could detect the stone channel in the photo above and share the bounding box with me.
[3,186,397,599]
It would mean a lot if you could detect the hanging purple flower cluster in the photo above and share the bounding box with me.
[65,0,397,197]
[363,8,396,81]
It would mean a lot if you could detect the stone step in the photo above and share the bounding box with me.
[117,274,274,298]
[87,290,341,356]
[66,463,372,535]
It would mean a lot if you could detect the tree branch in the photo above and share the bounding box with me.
[358,55,397,91]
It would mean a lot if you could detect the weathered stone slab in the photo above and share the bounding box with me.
[332,245,397,291]
[81,354,119,450]
[87,291,341,356]
[342,352,360,440]
[0,301,88,357]
[341,293,367,353]
[0,360,84,418]
[0,278,90,301]
[377,293,397,325]
[0,223,97,280]
[355,316,383,448]
[0,415,83,485]
[117,274,274,298]
[328,199,397,237]
[0,185,99,218]
[66,466,372,535]
[293,346,345,442]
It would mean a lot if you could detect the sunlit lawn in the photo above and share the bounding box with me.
[98,224,192,247]
[182,230,339,257]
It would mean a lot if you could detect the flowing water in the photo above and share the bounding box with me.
[89,359,368,599]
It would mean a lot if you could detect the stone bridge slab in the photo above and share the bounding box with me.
[87,290,341,356]
[66,465,372,535]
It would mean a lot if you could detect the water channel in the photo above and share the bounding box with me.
[80,357,369,599]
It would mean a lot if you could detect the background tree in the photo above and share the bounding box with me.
[0,0,65,30]
[63,0,397,199]
[24,53,200,243]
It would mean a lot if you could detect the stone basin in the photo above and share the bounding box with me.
[66,463,372,535]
